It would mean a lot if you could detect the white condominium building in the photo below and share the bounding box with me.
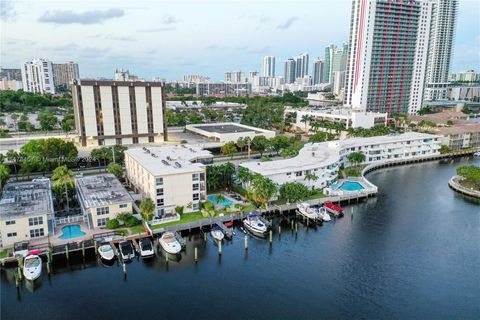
[72,79,167,147]
[424,0,458,101]
[125,145,213,217]
[21,58,55,94]
[240,132,441,190]
[262,56,276,77]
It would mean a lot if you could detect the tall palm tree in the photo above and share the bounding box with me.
[6,150,19,175]
[300,115,312,133]
[52,165,75,211]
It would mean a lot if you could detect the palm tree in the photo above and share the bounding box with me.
[237,137,246,152]
[236,167,253,187]
[304,172,318,189]
[52,165,75,211]
[139,197,155,221]
[6,150,19,175]
[249,174,278,210]
[300,114,312,133]
[0,164,10,191]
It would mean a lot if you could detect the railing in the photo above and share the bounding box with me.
[55,215,85,225]
[150,214,180,226]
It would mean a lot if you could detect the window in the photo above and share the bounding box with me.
[295,171,302,177]
[192,173,199,181]
[156,178,163,186]
[29,217,43,226]
[30,228,45,238]
[192,183,199,191]
[156,188,164,196]
[97,218,109,227]
[286,172,292,176]
[119,204,128,209]
[193,193,199,201]
[156,208,164,217]
[157,198,164,206]
[96,207,109,215]
[192,203,199,211]
[7,232,17,237]
[6,220,15,225]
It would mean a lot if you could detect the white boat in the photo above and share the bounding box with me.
[319,207,331,222]
[118,241,135,261]
[474,151,480,157]
[98,243,115,261]
[243,214,268,237]
[159,232,182,255]
[139,238,155,258]
[211,226,225,241]
[23,255,42,281]
[296,203,321,222]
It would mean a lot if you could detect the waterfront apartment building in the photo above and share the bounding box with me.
[52,62,79,89]
[262,56,276,77]
[294,53,309,79]
[424,0,458,101]
[0,180,55,247]
[345,0,434,115]
[21,58,55,94]
[72,79,167,147]
[240,132,441,190]
[196,82,252,96]
[75,174,133,229]
[125,145,213,217]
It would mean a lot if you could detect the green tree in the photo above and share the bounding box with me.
[139,197,155,221]
[249,174,278,209]
[107,163,124,180]
[236,166,253,185]
[221,141,237,158]
[300,114,312,132]
[308,131,336,143]
[439,145,452,154]
[38,112,58,131]
[20,138,78,174]
[51,165,75,211]
[6,150,20,174]
[347,151,366,166]
[251,135,270,157]
[270,135,291,155]
[279,182,310,203]
[10,113,19,130]
[304,172,319,189]
[236,137,246,152]
[0,164,10,190]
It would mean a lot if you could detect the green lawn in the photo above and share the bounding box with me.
[151,211,205,230]
[0,248,10,259]
[129,224,146,234]
[272,191,326,205]
[343,165,366,178]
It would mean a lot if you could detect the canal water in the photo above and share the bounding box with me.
[2,157,479,320]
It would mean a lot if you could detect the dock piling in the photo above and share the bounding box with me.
[81,242,85,258]
[122,263,126,274]
[65,245,69,261]
[17,266,22,281]
[244,235,248,251]
[269,230,272,244]
[278,225,281,234]
[194,247,198,262]
[218,240,222,256]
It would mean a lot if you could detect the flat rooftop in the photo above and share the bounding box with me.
[126,145,212,176]
[431,122,480,135]
[0,179,54,219]
[336,132,441,149]
[76,174,132,209]
[191,124,262,134]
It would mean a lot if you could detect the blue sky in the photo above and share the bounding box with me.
[1,0,479,81]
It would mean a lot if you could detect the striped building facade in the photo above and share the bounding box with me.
[72,80,168,147]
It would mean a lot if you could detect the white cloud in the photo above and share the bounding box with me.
[38,8,124,25]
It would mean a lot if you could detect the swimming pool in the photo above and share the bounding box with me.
[207,195,233,206]
[59,224,86,240]
[337,181,365,191]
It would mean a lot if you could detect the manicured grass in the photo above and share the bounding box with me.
[0,248,10,259]
[151,211,205,230]
[343,165,367,178]
[130,224,146,234]
[459,179,480,191]
[305,191,327,200]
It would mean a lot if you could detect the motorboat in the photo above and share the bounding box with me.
[139,238,155,258]
[211,226,225,242]
[98,242,115,261]
[118,241,135,261]
[319,207,331,222]
[474,151,480,157]
[159,232,182,255]
[323,202,344,217]
[23,254,42,281]
[243,214,268,237]
[296,203,321,222]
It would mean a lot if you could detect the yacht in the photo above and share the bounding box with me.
[139,238,155,258]
[118,241,135,261]
[474,151,480,157]
[23,254,42,281]
[319,207,331,222]
[243,214,268,237]
[211,226,225,242]
[98,242,115,261]
[323,202,344,217]
[159,232,182,255]
[296,203,321,222]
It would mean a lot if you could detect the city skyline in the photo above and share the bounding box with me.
[1,0,478,81]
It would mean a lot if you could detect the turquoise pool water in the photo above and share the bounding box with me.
[59,224,86,240]
[208,195,233,206]
[337,181,365,191]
